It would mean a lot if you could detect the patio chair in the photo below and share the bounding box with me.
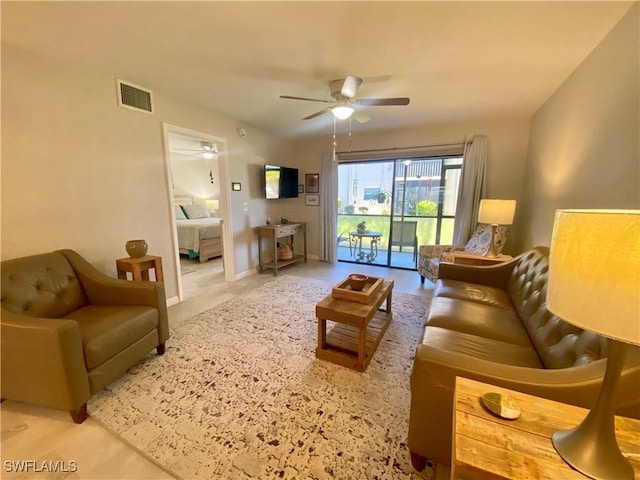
[337,231,357,257]
[391,221,418,267]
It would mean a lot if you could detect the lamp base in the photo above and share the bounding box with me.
[552,340,633,479]
[483,224,499,258]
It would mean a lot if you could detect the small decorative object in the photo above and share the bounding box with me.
[348,274,368,291]
[357,221,367,234]
[277,244,293,261]
[125,239,148,258]
[481,392,521,420]
[280,217,289,224]
[265,213,271,225]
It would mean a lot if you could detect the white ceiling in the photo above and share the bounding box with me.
[2,1,634,139]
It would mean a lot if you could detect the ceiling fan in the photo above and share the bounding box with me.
[280,75,410,123]
[172,141,218,159]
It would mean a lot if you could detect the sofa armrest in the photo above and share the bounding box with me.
[412,343,620,407]
[57,249,169,344]
[0,310,90,410]
[437,257,519,289]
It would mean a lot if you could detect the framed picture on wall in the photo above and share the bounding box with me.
[305,173,319,193]
[298,184,304,194]
[305,194,319,206]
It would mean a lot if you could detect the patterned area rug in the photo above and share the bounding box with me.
[89,275,433,479]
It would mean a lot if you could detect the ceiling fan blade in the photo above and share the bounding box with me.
[303,108,332,120]
[353,111,371,124]
[356,97,410,106]
[340,75,363,98]
[280,95,333,104]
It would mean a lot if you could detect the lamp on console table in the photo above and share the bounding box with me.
[548,209,639,479]
[477,199,516,257]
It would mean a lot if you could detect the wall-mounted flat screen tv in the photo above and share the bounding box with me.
[264,164,298,199]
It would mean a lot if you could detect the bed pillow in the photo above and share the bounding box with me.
[182,204,210,219]
[175,205,187,220]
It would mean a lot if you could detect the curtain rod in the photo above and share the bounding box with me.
[336,140,467,156]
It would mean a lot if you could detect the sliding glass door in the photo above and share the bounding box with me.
[337,156,462,270]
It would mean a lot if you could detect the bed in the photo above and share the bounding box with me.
[174,196,223,263]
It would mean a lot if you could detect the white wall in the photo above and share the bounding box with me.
[170,151,220,209]
[290,117,532,256]
[516,3,640,252]
[1,44,291,300]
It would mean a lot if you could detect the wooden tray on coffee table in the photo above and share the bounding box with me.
[331,275,383,304]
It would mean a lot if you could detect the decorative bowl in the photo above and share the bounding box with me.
[126,239,148,258]
[348,274,368,291]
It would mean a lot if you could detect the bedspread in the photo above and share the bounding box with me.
[176,218,222,253]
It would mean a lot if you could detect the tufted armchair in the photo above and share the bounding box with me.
[1,249,169,423]
[418,223,509,284]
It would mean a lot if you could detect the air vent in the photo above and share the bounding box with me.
[116,79,154,114]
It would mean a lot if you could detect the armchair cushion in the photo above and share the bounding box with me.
[66,305,159,370]
[464,224,509,255]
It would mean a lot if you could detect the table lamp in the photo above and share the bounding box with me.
[206,199,219,216]
[477,199,517,257]
[547,209,640,479]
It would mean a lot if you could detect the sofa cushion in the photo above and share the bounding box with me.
[421,326,543,368]
[435,279,514,310]
[1,252,87,318]
[426,297,533,348]
[65,305,158,370]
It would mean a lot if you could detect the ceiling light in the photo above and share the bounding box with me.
[200,141,217,159]
[332,106,354,120]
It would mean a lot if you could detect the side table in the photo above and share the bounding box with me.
[450,252,512,266]
[116,255,164,282]
[452,377,640,479]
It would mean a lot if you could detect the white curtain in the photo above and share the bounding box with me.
[319,150,338,262]
[452,135,487,245]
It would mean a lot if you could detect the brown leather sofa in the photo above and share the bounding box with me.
[408,246,640,469]
[1,249,169,423]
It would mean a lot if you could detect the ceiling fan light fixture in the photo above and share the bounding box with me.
[332,105,354,120]
[202,151,215,159]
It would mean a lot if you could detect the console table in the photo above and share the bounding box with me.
[256,223,307,276]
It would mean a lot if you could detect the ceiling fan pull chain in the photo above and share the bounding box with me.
[348,116,352,152]
[332,116,337,162]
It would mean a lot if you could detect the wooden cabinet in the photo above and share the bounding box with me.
[256,223,307,276]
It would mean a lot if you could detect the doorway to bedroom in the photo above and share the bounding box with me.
[163,124,233,302]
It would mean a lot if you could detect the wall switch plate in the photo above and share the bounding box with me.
[243,202,249,211]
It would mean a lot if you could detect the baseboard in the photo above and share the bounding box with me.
[166,296,180,307]
[233,268,257,281]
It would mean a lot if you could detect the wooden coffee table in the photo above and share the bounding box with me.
[315,278,394,372]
